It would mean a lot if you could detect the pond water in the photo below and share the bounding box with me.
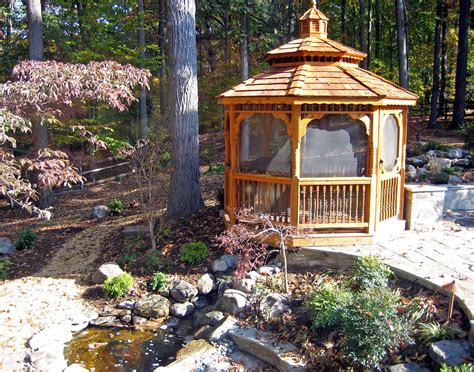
[64,322,191,371]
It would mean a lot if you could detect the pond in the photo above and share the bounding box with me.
[64,321,192,371]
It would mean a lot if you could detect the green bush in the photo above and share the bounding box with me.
[15,229,38,249]
[96,134,130,157]
[440,363,473,372]
[103,272,134,298]
[422,142,449,152]
[350,255,392,290]
[144,250,162,273]
[108,198,124,216]
[0,257,11,280]
[180,241,208,265]
[149,272,168,292]
[118,251,137,269]
[206,164,225,174]
[307,281,353,329]
[341,287,410,368]
[417,321,465,345]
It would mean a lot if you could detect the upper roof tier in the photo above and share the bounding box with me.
[219,5,418,105]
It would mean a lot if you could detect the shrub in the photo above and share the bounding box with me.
[103,272,134,298]
[417,321,465,345]
[0,257,11,280]
[341,287,411,367]
[180,241,208,265]
[144,250,162,273]
[118,251,137,269]
[350,255,392,290]
[149,272,168,292]
[307,280,353,329]
[108,198,124,216]
[15,229,38,249]
[440,363,474,372]
[422,142,449,152]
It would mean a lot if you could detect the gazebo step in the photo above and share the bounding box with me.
[291,232,374,247]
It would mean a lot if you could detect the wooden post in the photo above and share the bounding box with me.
[374,109,382,229]
[367,110,379,235]
[290,105,301,226]
[399,108,408,218]
[229,105,237,223]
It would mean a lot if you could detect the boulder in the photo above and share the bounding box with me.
[257,266,281,276]
[427,158,452,170]
[387,363,431,372]
[91,262,123,284]
[233,278,256,293]
[29,326,72,351]
[220,254,238,268]
[417,168,431,179]
[405,165,417,182]
[197,273,215,295]
[193,297,208,310]
[0,237,15,255]
[208,316,238,343]
[453,158,470,168]
[406,156,426,168]
[166,317,180,327]
[100,305,131,317]
[170,302,194,318]
[229,327,306,371]
[134,295,170,318]
[65,364,89,372]
[122,225,149,237]
[447,148,464,159]
[426,149,448,158]
[170,280,198,303]
[132,316,165,330]
[155,339,216,372]
[117,300,135,310]
[70,309,98,332]
[197,311,225,327]
[193,325,212,340]
[92,205,109,219]
[212,259,228,273]
[448,175,463,184]
[89,316,118,327]
[245,271,261,281]
[259,293,290,321]
[429,340,473,366]
[219,289,247,315]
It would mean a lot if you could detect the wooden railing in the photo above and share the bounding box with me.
[379,175,400,222]
[234,173,291,223]
[299,178,371,228]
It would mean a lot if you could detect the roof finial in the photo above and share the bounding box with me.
[313,0,317,7]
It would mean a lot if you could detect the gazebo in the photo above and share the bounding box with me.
[218,5,418,246]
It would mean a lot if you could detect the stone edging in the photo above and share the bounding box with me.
[288,247,474,346]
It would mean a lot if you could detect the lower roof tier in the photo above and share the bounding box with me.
[219,64,418,103]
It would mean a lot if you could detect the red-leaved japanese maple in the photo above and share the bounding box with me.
[0,60,150,218]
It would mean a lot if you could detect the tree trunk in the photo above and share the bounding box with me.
[138,0,148,139]
[367,0,372,69]
[374,0,381,59]
[167,0,204,218]
[395,0,409,89]
[224,4,230,64]
[341,0,347,44]
[240,11,250,163]
[428,0,443,129]
[451,0,471,129]
[439,1,448,120]
[159,0,167,117]
[359,0,368,69]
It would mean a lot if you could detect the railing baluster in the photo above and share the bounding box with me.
[355,184,359,223]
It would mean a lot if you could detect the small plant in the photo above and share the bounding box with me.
[440,363,474,372]
[341,287,411,368]
[144,250,162,273]
[417,321,465,345]
[206,164,225,174]
[256,274,287,295]
[103,272,134,298]
[15,229,38,249]
[108,198,124,216]
[307,280,353,329]
[350,255,392,290]
[149,272,168,292]
[422,142,449,152]
[401,296,438,324]
[159,228,171,239]
[118,251,137,269]
[180,241,208,265]
[0,257,11,280]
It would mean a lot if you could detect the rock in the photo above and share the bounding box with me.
[193,297,208,310]
[134,295,170,318]
[229,327,306,371]
[197,273,215,295]
[89,316,117,327]
[233,278,256,293]
[100,305,131,317]
[166,317,180,327]
[221,254,238,268]
[159,288,170,298]
[453,158,470,168]
[208,316,238,343]
[29,326,72,351]
[30,344,68,372]
[0,237,15,255]
[132,315,165,330]
[406,156,426,168]
[405,165,417,182]
[212,259,228,273]
[70,310,98,332]
[448,175,463,184]
[447,148,464,159]
[426,149,448,158]
[117,300,135,310]
[219,289,247,315]
[245,271,261,281]
[259,293,290,321]
[121,314,132,324]
[155,340,216,372]
[170,302,194,318]
[198,311,225,327]
[92,205,109,219]
[64,364,89,372]
[257,265,281,276]
[170,280,198,303]
[429,340,474,367]
[122,225,149,237]
[91,262,123,284]
[417,168,431,179]
[387,363,431,372]
[427,158,452,170]
[193,325,212,340]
